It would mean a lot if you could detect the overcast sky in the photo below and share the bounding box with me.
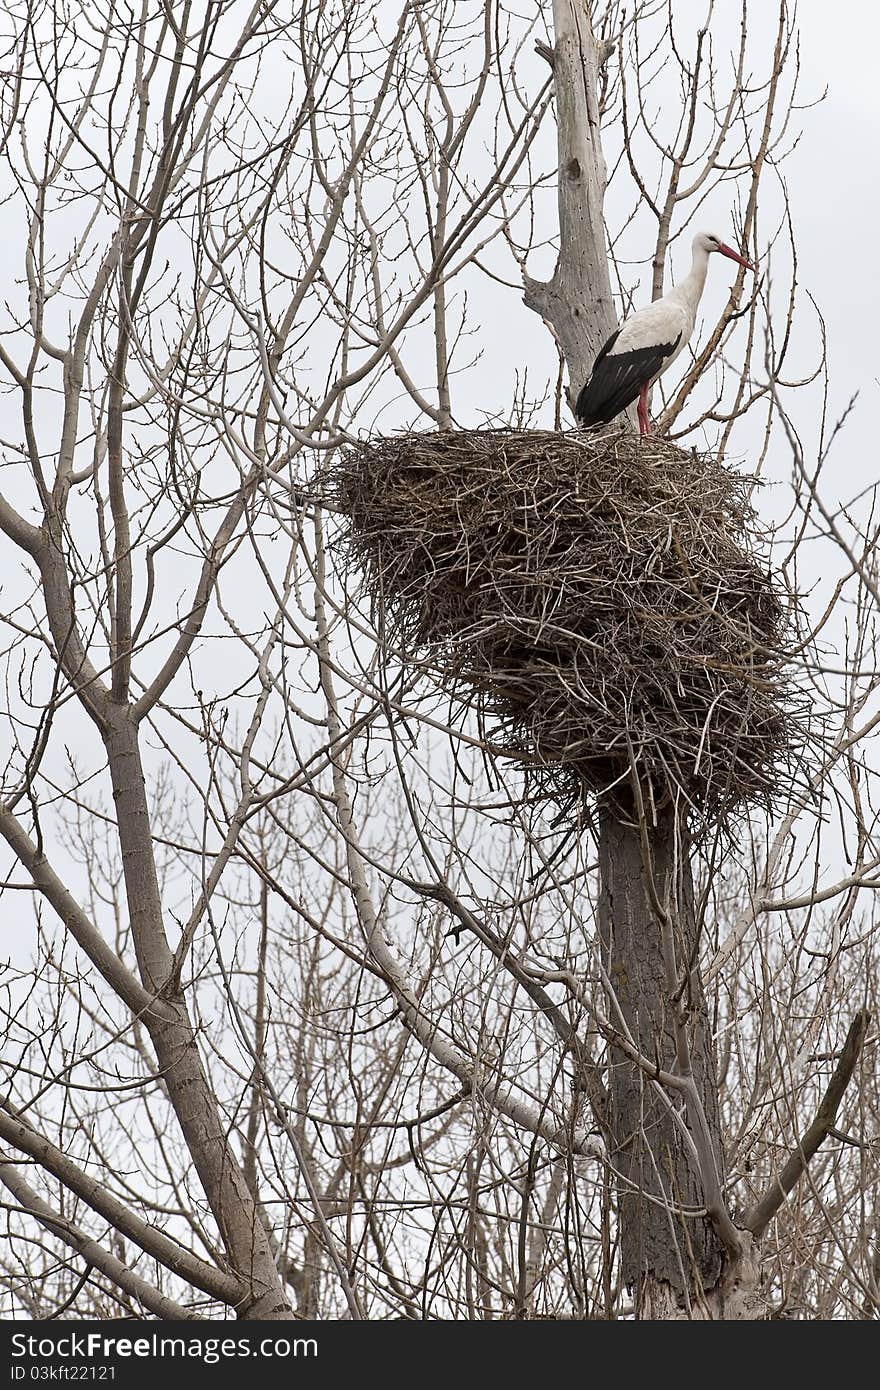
[788,1,880,440]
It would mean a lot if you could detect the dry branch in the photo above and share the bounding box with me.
[743,1009,872,1239]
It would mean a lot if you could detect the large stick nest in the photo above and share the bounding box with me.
[333,428,797,823]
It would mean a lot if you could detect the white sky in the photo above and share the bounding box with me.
[788,0,880,437]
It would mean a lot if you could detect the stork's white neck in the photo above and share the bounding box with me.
[668,242,711,316]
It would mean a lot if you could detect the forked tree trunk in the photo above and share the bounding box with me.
[26,521,295,1319]
[523,4,617,395]
[524,3,730,1314]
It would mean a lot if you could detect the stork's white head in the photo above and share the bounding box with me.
[694,230,755,271]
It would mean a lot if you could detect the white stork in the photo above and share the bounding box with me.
[575,232,755,435]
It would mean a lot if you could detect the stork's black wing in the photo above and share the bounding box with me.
[575,330,680,427]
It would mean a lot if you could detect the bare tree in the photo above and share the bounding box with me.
[0,0,876,1322]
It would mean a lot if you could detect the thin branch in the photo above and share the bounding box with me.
[0,1108,242,1305]
[743,1010,871,1239]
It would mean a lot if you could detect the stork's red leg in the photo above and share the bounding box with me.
[637,383,651,436]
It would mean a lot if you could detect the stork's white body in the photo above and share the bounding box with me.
[607,256,709,369]
[575,232,754,434]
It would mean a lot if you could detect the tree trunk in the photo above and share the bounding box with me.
[103,706,294,1320]
[524,4,730,1315]
[523,2,618,397]
[597,805,726,1314]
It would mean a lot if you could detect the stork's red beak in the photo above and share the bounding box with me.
[718,243,755,272]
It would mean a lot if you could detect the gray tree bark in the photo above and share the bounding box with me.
[522,3,730,1315]
[598,805,726,1313]
[103,707,293,1320]
[523,3,617,398]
